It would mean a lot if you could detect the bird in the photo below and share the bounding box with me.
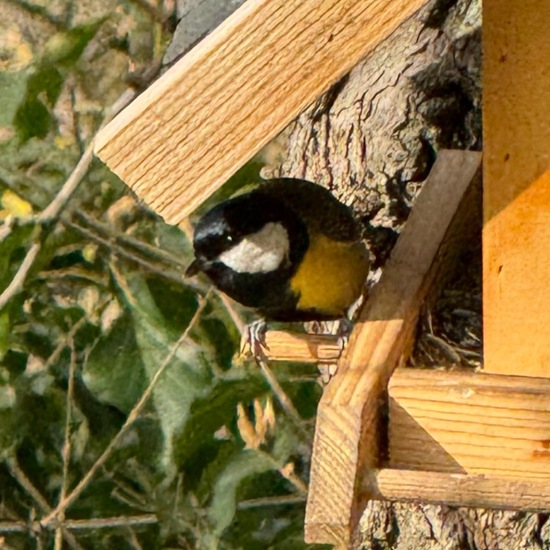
[186,177,370,329]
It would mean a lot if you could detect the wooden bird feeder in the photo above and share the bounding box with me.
[94,0,550,548]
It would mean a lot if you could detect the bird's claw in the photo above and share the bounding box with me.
[240,319,270,360]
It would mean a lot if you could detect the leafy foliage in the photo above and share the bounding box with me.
[0,1,324,548]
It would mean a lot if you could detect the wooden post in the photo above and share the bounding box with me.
[94,0,428,225]
[305,151,482,546]
[483,0,550,377]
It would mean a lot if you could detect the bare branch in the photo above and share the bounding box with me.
[67,221,205,293]
[7,457,51,514]
[0,242,41,311]
[0,520,28,533]
[63,514,157,530]
[54,341,77,550]
[237,495,306,509]
[6,458,83,550]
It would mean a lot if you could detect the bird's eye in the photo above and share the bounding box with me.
[226,235,233,242]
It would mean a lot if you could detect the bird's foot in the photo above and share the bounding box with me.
[333,317,352,351]
[240,319,270,360]
[317,362,338,385]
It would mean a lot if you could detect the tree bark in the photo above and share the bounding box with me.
[266,0,482,269]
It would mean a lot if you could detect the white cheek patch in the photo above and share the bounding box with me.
[219,222,290,274]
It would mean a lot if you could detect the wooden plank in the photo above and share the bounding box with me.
[94,0,428,225]
[374,469,550,512]
[261,330,342,363]
[483,0,550,377]
[304,150,482,546]
[388,367,550,479]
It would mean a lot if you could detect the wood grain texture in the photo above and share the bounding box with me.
[483,0,550,377]
[260,330,342,363]
[374,469,550,512]
[94,0,428,225]
[388,367,550,479]
[304,150,482,545]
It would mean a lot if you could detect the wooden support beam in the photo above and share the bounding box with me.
[388,367,550,479]
[373,469,550,512]
[261,330,342,364]
[94,0,428,225]
[483,0,550,377]
[304,150,482,546]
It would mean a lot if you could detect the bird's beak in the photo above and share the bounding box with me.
[185,259,201,277]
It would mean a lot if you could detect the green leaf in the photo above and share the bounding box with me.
[116,271,214,472]
[174,371,267,468]
[0,70,29,127]
[14,96,51,141]
[27,65,64,105]
[83,313,147,413]
[42,18,106,67]
[207,449,276,537]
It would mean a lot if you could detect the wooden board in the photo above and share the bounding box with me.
[304,150,482,546]
[388,367,550,479]
[261,330,342,364]
[94,0,428,225]
[374,469,550,512]
[483,0,550,377]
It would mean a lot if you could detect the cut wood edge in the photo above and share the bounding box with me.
[373,469,550,512]
[94,0,429,224]
[388,367,550,479]
[305,150,482,545]
[257,330,342,363]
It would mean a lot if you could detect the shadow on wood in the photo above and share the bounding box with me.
[305,150,482,546]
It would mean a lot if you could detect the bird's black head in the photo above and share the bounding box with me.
[187,190,309,309]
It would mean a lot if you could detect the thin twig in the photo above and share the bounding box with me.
[41,296,208,528]
[6,458,83,550]
[0,217,15,242]
[68,221,205,293]
[218,293,246,333]
[255,356,310,442]
[38,144,96,225]
[0,241,41,311]
[0,85,139,312]
[44,316,88,370]
[75,212,190,270]
[126,525,144,550]
[63,514,157,530]
[0,521,28,533]
[55,341,77,550]
[237,495,306,509]
[7,457,51,514]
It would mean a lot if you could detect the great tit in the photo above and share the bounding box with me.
[186,178,370,322]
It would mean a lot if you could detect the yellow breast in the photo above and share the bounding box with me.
[289,233,369,317]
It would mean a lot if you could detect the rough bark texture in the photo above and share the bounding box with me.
[265,0,482,272]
